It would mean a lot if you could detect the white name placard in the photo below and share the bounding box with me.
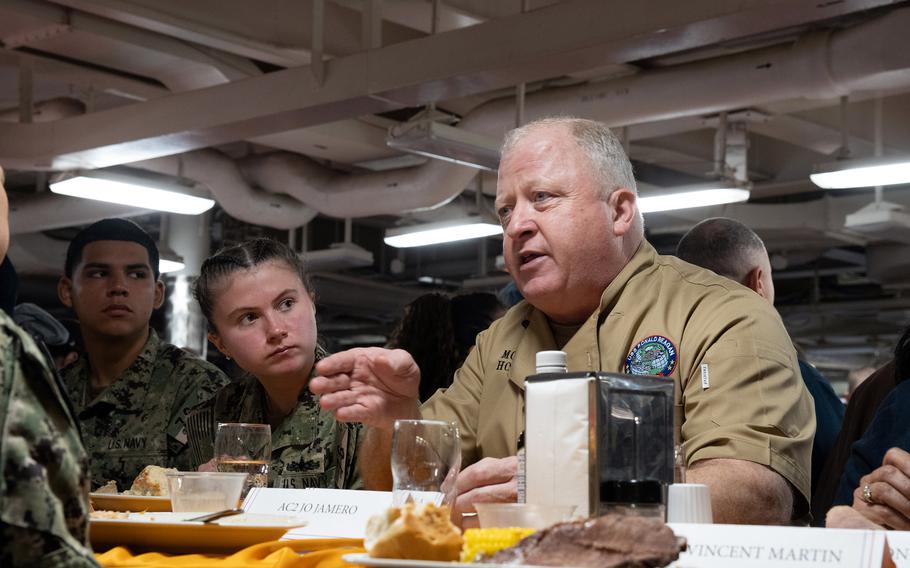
[242,487,392,539]
[668,523,889,568]
[885,532,910,567]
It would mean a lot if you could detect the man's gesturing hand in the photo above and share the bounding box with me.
[309,347,421,430]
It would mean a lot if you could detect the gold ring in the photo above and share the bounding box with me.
[862,483,875,505]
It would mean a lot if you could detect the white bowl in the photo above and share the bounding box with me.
[166,472,247,512]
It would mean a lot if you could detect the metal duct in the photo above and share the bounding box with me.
[239,152,474,217]
[10,7,910,228]
[129,150,317,230]
[7,0,892,171]
[8,149,317,234]
[239,7,910,222]
[464,6,910,136]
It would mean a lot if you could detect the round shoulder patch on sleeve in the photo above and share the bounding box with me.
[625,335,678,377]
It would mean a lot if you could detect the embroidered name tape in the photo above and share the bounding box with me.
[625,335,678,377]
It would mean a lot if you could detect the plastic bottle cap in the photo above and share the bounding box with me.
[536,350,567,371]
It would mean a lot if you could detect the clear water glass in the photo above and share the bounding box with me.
[391,419,461,507]
[214,422,271,498]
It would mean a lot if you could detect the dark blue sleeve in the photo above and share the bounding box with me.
[799,360,845,494]
[833,380,910,506]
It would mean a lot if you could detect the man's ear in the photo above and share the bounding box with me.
[743,266,766,299]
[208,331,229,358]
[609,188,638,236]
[58,277,74,308]
[153,280,166,309]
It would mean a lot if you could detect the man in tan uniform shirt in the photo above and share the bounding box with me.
[312,117,814,524]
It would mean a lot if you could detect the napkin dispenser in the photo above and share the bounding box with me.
[525,372,675,516]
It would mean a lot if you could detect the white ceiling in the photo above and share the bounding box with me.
[2,0,910,383]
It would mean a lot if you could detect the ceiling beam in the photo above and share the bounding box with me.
[0,48,168,101]
[44,0,426,67]
[0,0,899,169]
[0,0,262,91]
[749,113,903,157]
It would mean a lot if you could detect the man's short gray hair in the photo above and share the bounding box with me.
[500,117,637,201]
[676,217,767,283]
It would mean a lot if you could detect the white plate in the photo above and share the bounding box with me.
[90,512,306,553]
[341,552,680,568]
[342,552,540,568]
[90,492,171,512]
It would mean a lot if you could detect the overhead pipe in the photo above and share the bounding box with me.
[239,152,473,217]
[10,7,910,228]
[9,149,317,234]
[129,150,317,230]
[462,6,910,137]
[239,6,910,221]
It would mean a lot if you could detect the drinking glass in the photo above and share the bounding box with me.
[391,419,461,507]
[214,422,271,498]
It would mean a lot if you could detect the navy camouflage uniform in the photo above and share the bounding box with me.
[0,311,99,567]
[187,346,361,490]
[60,329,229,491]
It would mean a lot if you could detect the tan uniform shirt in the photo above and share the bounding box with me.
[422,241,815,508]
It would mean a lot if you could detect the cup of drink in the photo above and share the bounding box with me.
[391,419,461,507]
[214,422,271,499]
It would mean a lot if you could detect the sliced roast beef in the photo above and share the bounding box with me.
[488,514,685,568]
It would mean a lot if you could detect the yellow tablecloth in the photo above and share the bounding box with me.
[96,538,366,568]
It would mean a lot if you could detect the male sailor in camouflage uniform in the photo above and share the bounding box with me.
[0,166,99,566]
[57,219,229,490]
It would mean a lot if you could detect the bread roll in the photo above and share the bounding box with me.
[124,465,177,496]
[366,503,464,561]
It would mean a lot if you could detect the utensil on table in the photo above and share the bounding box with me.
[185,508,244,524]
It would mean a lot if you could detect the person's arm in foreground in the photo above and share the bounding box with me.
[688,458,793,524]
[309,348,420,490]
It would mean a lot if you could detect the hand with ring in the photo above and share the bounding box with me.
[862,483,875,505]
[850,447,910,530]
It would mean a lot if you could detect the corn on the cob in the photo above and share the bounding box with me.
[459,527,536,563]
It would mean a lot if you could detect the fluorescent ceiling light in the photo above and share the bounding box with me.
[387,120,501,171]
[638,187,750,214]
[159,258,186,274]
[385,217,503,248]
[810,158,910,189]
[50,169,215,215]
